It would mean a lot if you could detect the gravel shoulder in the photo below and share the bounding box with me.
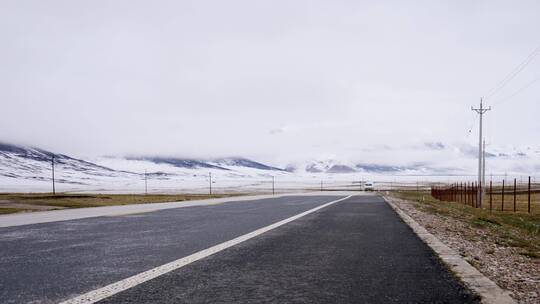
[387,192,539,304]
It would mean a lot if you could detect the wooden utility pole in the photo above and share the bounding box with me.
[209,172,212,195]
[272,176,275,195]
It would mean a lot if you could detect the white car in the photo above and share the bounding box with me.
[364,182,374,191]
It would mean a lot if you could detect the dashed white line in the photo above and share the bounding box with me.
[59,195,353,304]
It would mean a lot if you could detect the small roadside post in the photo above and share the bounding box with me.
[144,169,148,195]
[489,180,493,212]
[513,178,516,213]
[209,172,212,195]
[51,154,56,195]
[528,176,531,213]
[501,179,505,212]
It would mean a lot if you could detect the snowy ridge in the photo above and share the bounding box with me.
[1,141,539,193]
[0,143,292,193]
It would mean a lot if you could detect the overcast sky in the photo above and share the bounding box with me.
[1,0,539,164]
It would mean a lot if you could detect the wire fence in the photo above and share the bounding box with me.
[431,176,538,214]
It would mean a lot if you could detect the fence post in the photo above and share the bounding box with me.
[467,183,472,206]
[513,178,516,213]
[501,179,505,212]
[470,182,474,207]
[460,182,465,204]
[465,182,467,205]
[458,182,461,203]
[471,182,478,208]
[444,185,447,201]
[443,185,445,201]
[473,182,478,208]
[471,182,474,207]
[489,180,492,212]
[443,185,446,201]
[528,176,531,214]
[467,182,470,205]
[462,182,464,203]
[441,185,444,201]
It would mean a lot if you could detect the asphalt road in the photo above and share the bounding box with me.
[0,194,478,304]
[98,195,478,304]
[0,195,343,304]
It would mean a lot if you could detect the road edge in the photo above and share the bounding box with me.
[383,195,516,304]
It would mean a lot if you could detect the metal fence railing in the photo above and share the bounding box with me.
[431,176,538,214]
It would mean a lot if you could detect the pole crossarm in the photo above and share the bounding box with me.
[471,107,491,114]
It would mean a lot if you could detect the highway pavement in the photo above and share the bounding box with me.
[0,193,478,303]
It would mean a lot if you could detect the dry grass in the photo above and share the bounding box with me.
[484,192,539,214]
[0,193,245,214]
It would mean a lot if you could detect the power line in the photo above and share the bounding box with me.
[493,73,540,105]
[485,43,540,100]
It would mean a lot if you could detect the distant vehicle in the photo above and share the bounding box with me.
[364,182,374,191]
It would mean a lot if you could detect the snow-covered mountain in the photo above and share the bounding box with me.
[1,141,538,193]
[0,143,136,183]
[0,143,291,193]
[291,160,428,175]
[283,141,540,176]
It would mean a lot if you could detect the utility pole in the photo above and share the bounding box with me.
[51,154,56,195]
[272,176,275,195]
[209,172,212,195]
[320,180,323,192]
[472,99,491,207]
[144,169,148,195]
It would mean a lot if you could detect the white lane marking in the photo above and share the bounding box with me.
[59,195,353,304]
